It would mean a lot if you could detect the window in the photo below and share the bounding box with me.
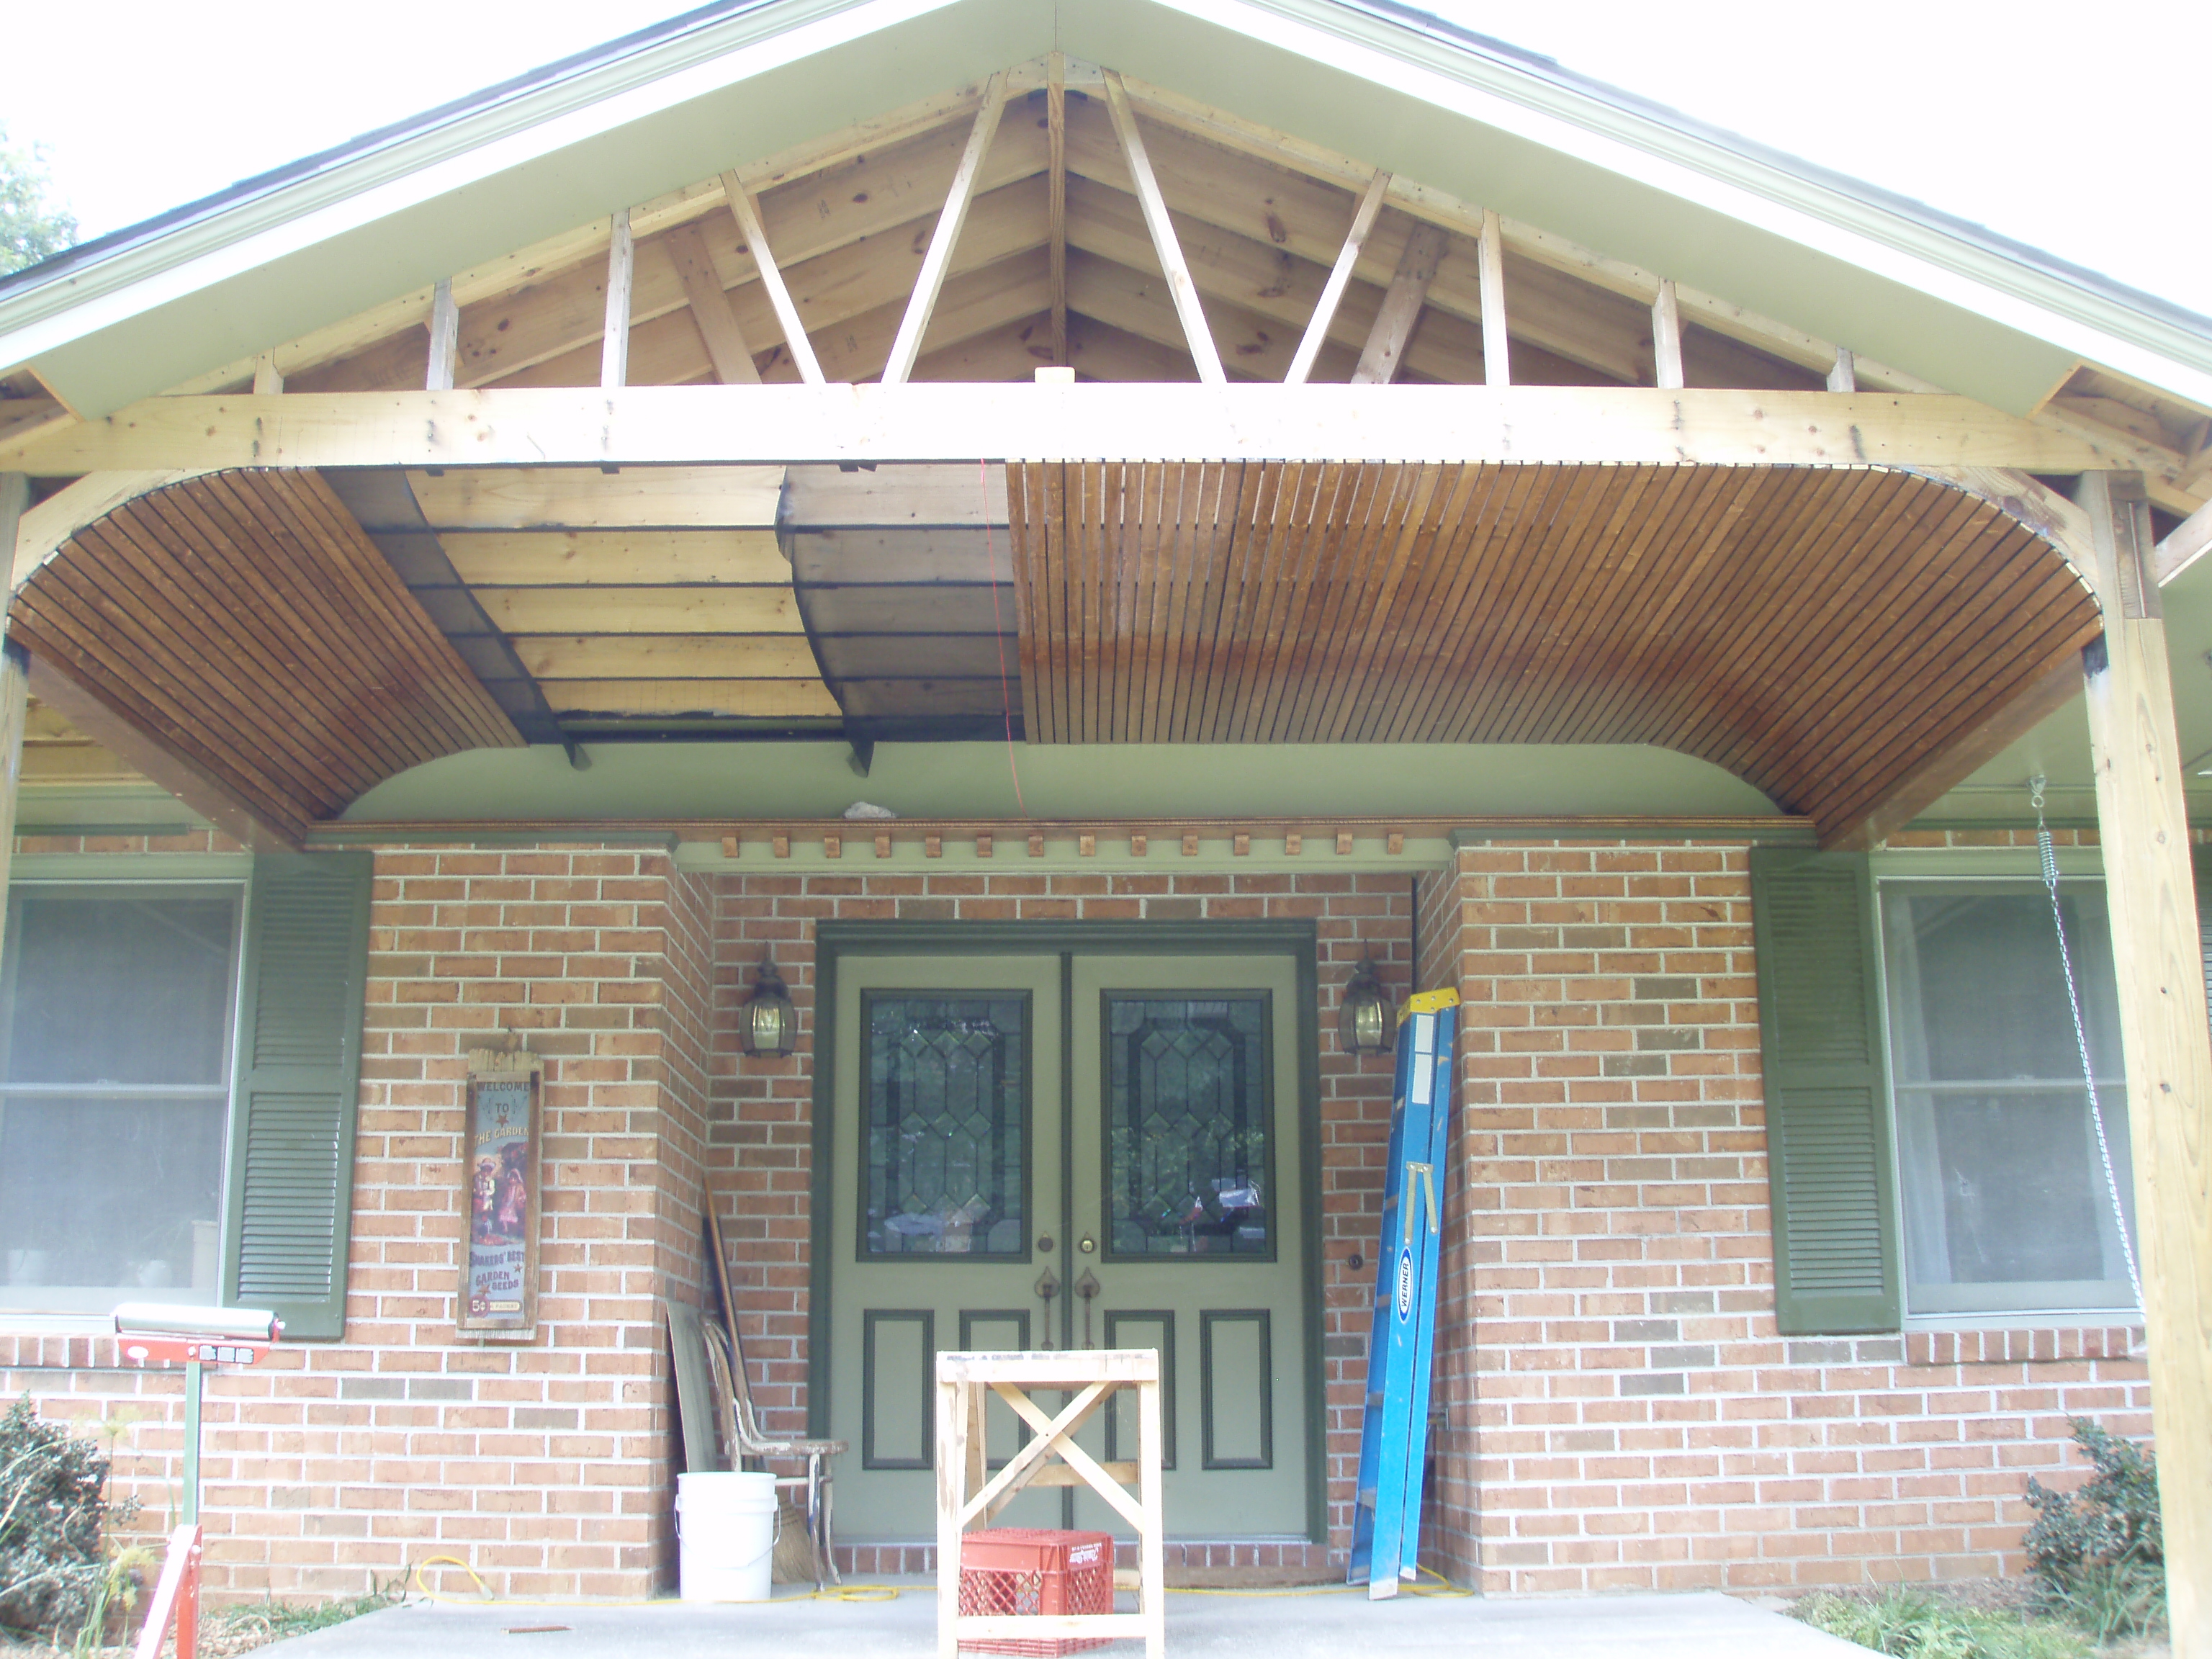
[1879,881,2137,1316]
[0,884,243,1313]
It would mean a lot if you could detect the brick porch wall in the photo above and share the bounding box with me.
[704,868,1414,1575]
[0,837,711,1602]
[1425,838,2151,1595]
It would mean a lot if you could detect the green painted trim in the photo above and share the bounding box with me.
[1874,849,2108,879]
[1198,1308,1274,1471]
[854,986,1035,1266]
[9,854,253,880]
[858,1307,935,1470]
[1292,935,1326,1546]
[805,936,840,1441]
[1447,822,1812,848]
[308,827,681,851]
[13,824,203,842]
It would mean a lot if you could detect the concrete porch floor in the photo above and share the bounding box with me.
[272,1581,1871,1657]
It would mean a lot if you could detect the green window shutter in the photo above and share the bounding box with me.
[1749,847,1899,1336]
[221,851,373,1340]
[2194,850,2212,1031]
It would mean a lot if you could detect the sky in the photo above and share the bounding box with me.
[2,0,2206,317]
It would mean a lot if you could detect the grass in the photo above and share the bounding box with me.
[1790,1586,2161,1659]
[1,1578,401,1658]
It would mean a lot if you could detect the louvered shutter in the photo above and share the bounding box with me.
[1749,848,1900,1335]
[221,852,372,1339]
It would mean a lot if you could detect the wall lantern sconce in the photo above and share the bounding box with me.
[740,957,799,1057]
[1339,956,1392,1056]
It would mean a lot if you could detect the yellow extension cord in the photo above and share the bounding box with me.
[410,1555,1472,1609]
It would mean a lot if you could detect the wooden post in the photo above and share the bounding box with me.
[1652,279,1685,390]
[601,210,634,390]
[1478,208,1510,387]
[426,279,460,391]
[0,473,27,945]
[2077,469,2212,1659]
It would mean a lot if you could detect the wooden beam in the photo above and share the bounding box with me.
[1352,223,1447,386]
[1822,648,2084,850]
[1,388,2116,474]
[1478,209,1510,388]
[1652,279,1685,391]
[1100,71,1225,385]
[426,279,460,392]
[883,71,1010,386]
[2077,468,2212,1659]
[251,354,284,395]
[1285,170,1389,386]
[1048,53,1069,369]
[1827,347,1857,395]
[2154,495,2212,586]
[601,210,635,390]
[723,174,826,385]
[666,222,762,386]
[22,654,297,851]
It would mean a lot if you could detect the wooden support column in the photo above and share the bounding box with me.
[251,354,283,395]
[0,473,27,932]
[1827,346,1856,394]
[601,209,634,390]
[1478,208,1510,387]
[2077,468,2212,1659]
[1652,279,1685,390]
[426,279,459,391]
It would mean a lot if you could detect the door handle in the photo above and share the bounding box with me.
[1074,1268,1100,1349]
[1035,1266,1060,1352]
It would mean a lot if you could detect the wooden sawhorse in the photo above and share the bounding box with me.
[935,1348,1164,1658]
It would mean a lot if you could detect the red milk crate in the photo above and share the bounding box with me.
[956,1527,1117,1656]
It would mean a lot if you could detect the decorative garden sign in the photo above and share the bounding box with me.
[458,1051,543,1338]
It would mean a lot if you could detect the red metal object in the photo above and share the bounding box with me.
[117,1338,270,1368]
[132,1524,202,1659]
[956,1528,1115,1657]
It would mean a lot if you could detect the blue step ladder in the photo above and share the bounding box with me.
[1346,988,1459,1598]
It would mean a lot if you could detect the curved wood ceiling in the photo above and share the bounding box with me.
[1007,462,2103,840]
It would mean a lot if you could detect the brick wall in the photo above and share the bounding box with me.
[1424,839,2150,1595]
[1,841,712,1602]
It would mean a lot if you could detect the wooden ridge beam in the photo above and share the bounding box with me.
[1100,71,1225,385]
[0,387,2113,474]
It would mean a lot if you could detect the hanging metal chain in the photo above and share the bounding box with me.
[2030,774,2144,1309]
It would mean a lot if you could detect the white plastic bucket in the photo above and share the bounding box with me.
[675,1471,778,1602]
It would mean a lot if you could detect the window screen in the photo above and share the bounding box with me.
[0,885,243,1313]
[1879,881,2137,1316]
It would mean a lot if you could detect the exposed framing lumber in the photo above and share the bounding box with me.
[1048,53,1069,368]
[1100,71,1225,384]
[2,387,2111,475]
[1652,279,1686,391]
[883,71,1010,386]
[723,174,826,385]
[1286,169,1390,385]
[251,354,284,395]
[1352,223,1447,385]
[1827,347,1856,395]
[12,470,209,591]
[1478,209,1509,388]
[426,279,460,391]
[601,210,636,390]
[2075,468,2212,1659]
[2156,495,2212,586]
[667,222,762,385]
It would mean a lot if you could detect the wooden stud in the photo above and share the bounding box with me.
[1827,346,1857,395]
[876,832,892,858]
[2076,469,2212,1659]
[1130,833,1147,856]
[976,832,993,858]
[721,835,739,860]
[723,176,826,385]
[426,279,460,392]
[1387,832,1405,855]
[1285,169,1390,385]
[1100,71,1226,384]
[1352,223,1447,385]
[1182,834,1198,856]
[1028,834,1045,857]
[824,833,842,859]
[666,222,762,385]
[883,71,1010,385]
[601,210,635,390]
[1652,279,1685,391]
[1233,833,1250,856]
[926,834,943,858]
[251,354,284,395]
[1048,53,1069,368]
[1336,831,1354,855]
[1285,833,1302,855]
[1478,208,1510,387]
[773,835,791,859]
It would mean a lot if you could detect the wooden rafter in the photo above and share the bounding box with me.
[2156,495,2212,585]
[667,222,762,385]
[426,279,459,391]
[1352,223,1447,385]
[884,71,1010,385]
[1652,279,1685,390]
[1478,209,1509,387]
[602,210,635,389]
[723,174,826,385]
[1100,71,1225,383]
[1286,169,1389,385]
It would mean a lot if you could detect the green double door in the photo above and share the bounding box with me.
[825,944,1313,1545]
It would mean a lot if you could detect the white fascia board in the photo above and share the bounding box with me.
[1166,0,2212,408]
[0,0,956,374]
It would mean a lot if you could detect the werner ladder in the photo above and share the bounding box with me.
[1346,988,1459,1597]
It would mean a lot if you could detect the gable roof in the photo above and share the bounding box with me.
[3,0,2208,422]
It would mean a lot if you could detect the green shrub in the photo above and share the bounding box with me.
[2023,1418,2164,1642]
[1792,1589,2087,1659]
[0,1397,142,1643]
